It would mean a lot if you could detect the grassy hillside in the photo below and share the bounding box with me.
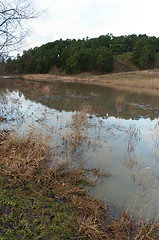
[114,52,137,71]
[114,52,159,73]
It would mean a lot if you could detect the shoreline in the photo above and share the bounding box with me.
[1,72,159,238]
[21,69,159,96]
[1,129,159,239]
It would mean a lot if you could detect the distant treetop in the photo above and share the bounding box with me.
[5,34,159,74]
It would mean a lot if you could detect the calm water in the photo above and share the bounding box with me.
[1,78,159,219]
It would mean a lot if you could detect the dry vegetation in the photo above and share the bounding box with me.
[22,69,159,96]
[1,107,159,239]
[0,128,109,239]
[115,96,125,105]
[0,129,48,178]
[62,105,92,156]
[126,124,141,152]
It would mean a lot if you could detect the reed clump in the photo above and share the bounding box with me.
[115,96,125,105]
[70,105,92,151]
[107,211,159,239]
[129,102,137,110]
[62,105,93,158]
[0,129,49,178]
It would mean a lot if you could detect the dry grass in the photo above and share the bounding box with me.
[1,128,159,239]
[134,219,159,239]
[108,211,135,239]
[0,127,110,239]
[116,96,125,105]
[0,128,49,178]
[108,212,159,239]
[69,105,91,151]
[129,102,137,110]
[22,70,159,96]
[62,105,93,160]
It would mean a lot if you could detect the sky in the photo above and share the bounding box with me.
[25,0,159,51]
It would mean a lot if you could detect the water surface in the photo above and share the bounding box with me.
[1,78,159,219]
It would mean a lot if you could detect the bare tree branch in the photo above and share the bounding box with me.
[0,0,39,57]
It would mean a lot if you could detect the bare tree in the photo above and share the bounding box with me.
[0,0,38,56]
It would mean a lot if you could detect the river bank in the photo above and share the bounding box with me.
[22,69,159,96]
[0,129,159,239]
[1,72,159,239]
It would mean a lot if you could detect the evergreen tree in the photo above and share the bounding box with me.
[96,47,113,73]
[139,44,156,70]
[5,33,159,74]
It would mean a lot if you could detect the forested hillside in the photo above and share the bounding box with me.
[5,34,159,74]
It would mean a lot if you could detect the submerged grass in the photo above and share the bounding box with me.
[1,107,159,239]
[126,124,140,152]
[62,105,92,159]
[115,96,125,105]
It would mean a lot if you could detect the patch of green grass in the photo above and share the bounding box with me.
[115,52,137,71]
[0,174,77,240]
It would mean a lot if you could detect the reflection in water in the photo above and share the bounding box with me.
[125,124,140,152]
[1,80,159,220]
[123,152,143,170]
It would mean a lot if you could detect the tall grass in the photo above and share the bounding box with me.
[68,105,91,152]
[0,129,49,178]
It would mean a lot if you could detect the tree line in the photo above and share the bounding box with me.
[5,34,159,74]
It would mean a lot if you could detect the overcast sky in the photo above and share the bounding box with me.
[25,0,159,50]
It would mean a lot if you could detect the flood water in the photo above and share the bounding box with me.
[1,77,159,220]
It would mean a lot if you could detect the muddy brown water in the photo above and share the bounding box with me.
[1,77,159,220]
